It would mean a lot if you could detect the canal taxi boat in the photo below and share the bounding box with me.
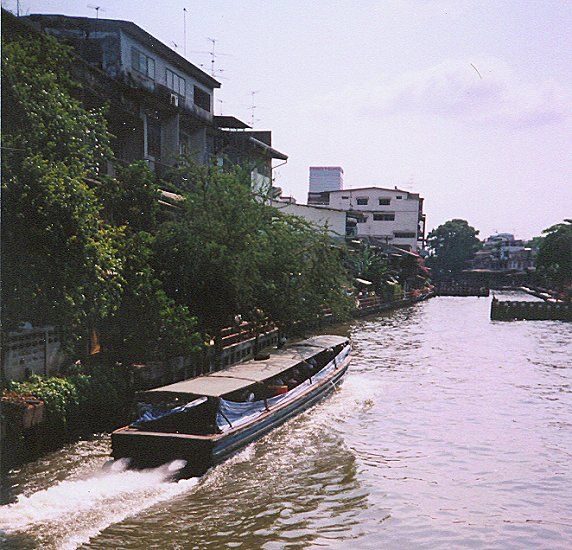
[111,335,351,477]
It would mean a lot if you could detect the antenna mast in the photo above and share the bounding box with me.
[207,37,217,77]
[249,90,259,127]
[87,5,105,36]
[183,8,187,57]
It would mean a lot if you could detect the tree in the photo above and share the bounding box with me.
[1,23,200,363]
[426,219,481,275]
[535,219,572,291]
[1,24,122,347]
[153,162,353,335]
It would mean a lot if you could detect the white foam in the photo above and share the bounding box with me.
[0,460,199,549]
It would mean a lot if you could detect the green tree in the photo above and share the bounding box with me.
[154,162,353,335]
[94,163,200,361]
[1,25,123,347]
[536,219,572,290]
[426,219,481,275]
[256,213,353,329]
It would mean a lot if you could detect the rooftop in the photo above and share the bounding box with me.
[27,14,221,89]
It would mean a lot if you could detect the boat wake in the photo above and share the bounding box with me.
[0,459,199,550]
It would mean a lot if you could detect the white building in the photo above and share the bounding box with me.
[308,167,344,195]
[311,187,425,251]
[271,200,347,240]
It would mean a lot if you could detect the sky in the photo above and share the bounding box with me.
[5,0,571,239]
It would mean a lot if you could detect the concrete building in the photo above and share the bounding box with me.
[308,166,344,200]
[308,186,425,252]
[472,233,536,271]
[24,13,287,181]
[271,200,347,240]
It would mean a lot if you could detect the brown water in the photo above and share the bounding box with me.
[1,293,571,549]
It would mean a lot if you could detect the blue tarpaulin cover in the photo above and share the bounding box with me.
[132,396,207,427]
[216,344,350,431]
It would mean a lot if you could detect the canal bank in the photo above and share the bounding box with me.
[1,292,433,473]
[1,292,571,549]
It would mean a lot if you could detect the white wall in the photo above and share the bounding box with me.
[326,188,421,250]
[271,200,346,238]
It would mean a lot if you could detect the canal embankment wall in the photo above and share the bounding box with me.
[491,298,572,321]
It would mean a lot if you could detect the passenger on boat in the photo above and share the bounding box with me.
[267,377,288,397]
[285,368,302,390]
[302,357,317,377]
[238,389,255,402]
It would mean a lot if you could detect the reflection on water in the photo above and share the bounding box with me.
[1,293,571,548]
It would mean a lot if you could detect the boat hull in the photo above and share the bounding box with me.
[111,348,350,477]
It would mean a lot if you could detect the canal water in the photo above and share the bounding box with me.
[1,293,571,549]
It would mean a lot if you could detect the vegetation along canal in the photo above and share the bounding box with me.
[1,292,571,549]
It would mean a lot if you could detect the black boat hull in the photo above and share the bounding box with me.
[111,349,350,477]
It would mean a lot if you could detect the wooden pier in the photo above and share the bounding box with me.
[491,298,571,321]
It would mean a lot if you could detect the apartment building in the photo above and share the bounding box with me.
[310,186,425,251]
[24,13,287,182]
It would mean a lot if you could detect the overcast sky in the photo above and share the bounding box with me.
[6,0,571,239]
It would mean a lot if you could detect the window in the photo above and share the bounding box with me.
[379,198,390,205]
[166,68,186,97]
[394,232,415,238]
[145,112,161,158]
[194,85,211,112]
[131,47,155,79]
[396,195,403,199]
[356,197,369,205]
[341,195,349,199]
[373,213,395,221]
[357,216,368,223]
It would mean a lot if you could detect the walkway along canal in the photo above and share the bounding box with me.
[1,292,571,548]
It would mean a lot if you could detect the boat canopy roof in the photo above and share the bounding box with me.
[143,335,349,399]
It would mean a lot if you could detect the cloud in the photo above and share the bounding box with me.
[360,58,570,128]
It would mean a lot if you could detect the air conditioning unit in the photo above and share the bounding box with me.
[169,93,179,107]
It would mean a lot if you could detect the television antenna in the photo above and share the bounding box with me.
[87,5,105,36]
[183,7,188,57]
[249,90,260,127]
[87,5,105,19]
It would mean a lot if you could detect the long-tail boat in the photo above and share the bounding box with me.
[111,335,351,477]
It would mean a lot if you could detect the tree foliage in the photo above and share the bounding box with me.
[1,26,123,343]
[154,163,353,333]
[426,219,481,275]
[536,219,572,289]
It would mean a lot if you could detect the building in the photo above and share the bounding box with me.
[308,166,344,200]
[308,186,425,252]
[271,200,347,240]
[23,13,287,182]
[471,233,536,271]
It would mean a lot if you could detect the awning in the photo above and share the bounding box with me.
[143,335,349,398]
[355,278,373,286]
